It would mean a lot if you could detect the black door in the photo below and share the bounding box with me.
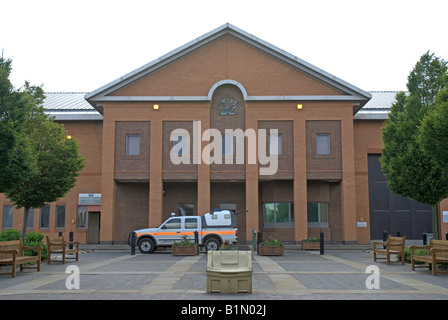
[368,155,432,239]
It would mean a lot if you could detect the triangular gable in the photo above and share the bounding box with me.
[86,23,371,114]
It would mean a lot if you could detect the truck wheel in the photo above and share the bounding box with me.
[204,237,220,251]
[138,238,155,254]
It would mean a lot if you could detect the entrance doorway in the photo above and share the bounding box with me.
[88,212,100,244]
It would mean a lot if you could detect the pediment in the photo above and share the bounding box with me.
[86,23,371,114]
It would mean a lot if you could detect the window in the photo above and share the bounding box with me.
[178,203,194,216]
[56,205,66,229]
[77,206,88,228]
[173,134,189,156]
[220,203,237,215]
[163,218,181,229]
[40,205,50,229]
[263,202,294,226]
[185,218,198,229]
[26,208,34,229]
[316,134,330,155]
[126,134,141,155]
[2,205,13,229]
[222,134,235,156]
[269,133,283,155]
[307,202,328,227]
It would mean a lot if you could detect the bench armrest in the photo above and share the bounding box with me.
[372,241,386,247]
[429,248,448,255]
[409,245,429,252]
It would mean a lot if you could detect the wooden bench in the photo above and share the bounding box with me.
[372,235,406,265]
[0,239,42,278]
[410,239,448,276]
[46,236,80,264]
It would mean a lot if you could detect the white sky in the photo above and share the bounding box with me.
[2,0,448,93]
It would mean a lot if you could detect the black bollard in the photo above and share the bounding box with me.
[130,232,136,255]
[194,231,199,254]
[423,232,427,246]
[320,231,324,255]
[69,230,74,249]
[397,230,401,237]
[257,231,262,255]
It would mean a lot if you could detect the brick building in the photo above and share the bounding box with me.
[1,24,447,245]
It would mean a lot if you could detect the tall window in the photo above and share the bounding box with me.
[263,202,294,226]
[222,134,235,156]
[26,208,34,229]
[40,206,50,229]
[269,133,283,155]
[172,134,189,156]
[56,205,66,229]
[178,203,194,216]
[2,205,13,229]
[77,206,88,228]
[307,202,328,227]
[126,134,141,155]
[316,134,330,155]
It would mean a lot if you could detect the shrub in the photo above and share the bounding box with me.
[260,237,283,246]
[172,235,197,246]
[0,229,22,241]
[302,235,320,242]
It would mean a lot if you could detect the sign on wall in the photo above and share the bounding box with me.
[79,193,101,205]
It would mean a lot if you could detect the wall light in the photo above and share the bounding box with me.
[153,104,159,110]
[66,135,72,140]
[297,104,303,110]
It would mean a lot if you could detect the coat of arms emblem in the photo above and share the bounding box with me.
[218,95,238,115]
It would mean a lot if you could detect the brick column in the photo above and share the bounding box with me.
[100,109,116,244]
[293,117,308,243]
[198,117,210,215]
[149,118,163,227]
[341,113,357,243]
[245,116,259,242]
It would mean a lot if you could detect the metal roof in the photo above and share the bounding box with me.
[42,91,397,121]
[43,92,93,110]
[43,92,102,121]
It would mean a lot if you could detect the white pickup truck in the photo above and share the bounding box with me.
[129,210,238,253]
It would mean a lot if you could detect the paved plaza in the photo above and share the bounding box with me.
[0,248,447,301]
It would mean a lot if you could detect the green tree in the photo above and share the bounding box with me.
[419,88,448,169]
[381,52,448,240]
[0,57,86,239]
[0,58,41,193]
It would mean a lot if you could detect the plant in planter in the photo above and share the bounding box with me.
[259,237,284,256]
[301,235,320,251]
[172,235,198,256]
[220,240,238,251]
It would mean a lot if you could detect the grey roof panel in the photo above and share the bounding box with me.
[43,92,94,110]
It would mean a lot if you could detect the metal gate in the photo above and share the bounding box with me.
[368,155,432,239]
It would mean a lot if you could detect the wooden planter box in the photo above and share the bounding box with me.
[172,245,198,256]
[301,241,320,251]
[258,245,284,256]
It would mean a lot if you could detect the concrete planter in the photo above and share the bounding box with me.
[301,241,320,251]
[172,245,198,256]
[206,250,253,294]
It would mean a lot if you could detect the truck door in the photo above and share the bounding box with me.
[184,217,199,242]
[158,218,182,245]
